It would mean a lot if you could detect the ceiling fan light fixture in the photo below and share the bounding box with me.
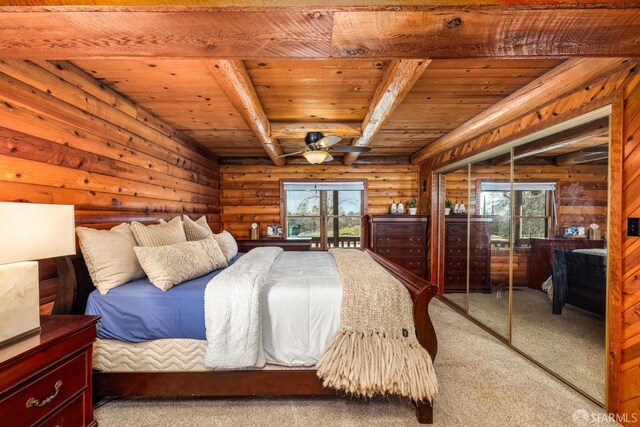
[303,150,329,164]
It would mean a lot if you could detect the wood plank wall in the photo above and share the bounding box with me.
[219,164,417,238]
[620,71,640,423]
[418,63,640,425]
[0,60,220,313]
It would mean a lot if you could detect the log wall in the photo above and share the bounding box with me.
[219,164,418,238]
[620,71,640,424]
[0,60,220,313]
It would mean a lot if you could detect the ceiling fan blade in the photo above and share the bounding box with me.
[277,149,307,158]
[323,154,334,163]
[329,146,372,153]
[317,135,341,148]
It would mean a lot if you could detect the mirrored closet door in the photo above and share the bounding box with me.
[438,111,610,404]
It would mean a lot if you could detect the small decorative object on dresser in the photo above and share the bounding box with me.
[0,203,76,346]
[444,199,453,216]
[408,197,418,215]
[0,315,99,427]
[250,223,259,240]
[367,215,428,278]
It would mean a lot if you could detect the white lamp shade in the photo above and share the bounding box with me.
[303,150,329,164]
[0,203,76,265]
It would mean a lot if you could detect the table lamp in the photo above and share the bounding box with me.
[0,202,75,346]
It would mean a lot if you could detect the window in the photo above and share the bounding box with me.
[479,182,555,248]
[283,181,365,250]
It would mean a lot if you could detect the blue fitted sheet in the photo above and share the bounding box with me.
[85,253,243,342]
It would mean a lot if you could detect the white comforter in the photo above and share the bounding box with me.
[204,249,343,369]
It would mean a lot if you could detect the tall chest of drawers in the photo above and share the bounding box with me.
[444,215,492,293]
[367,215,428,278]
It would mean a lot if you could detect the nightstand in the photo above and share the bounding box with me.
[0,315,99,427]
[236,237,313,252]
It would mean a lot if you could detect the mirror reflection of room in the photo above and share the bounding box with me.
[439,114,609,404]
[511,118,609,403]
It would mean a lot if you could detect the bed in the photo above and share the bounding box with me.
[52,248,438,424]
[551,248,607,316]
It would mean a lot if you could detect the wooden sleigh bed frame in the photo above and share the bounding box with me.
[52,248,439,424]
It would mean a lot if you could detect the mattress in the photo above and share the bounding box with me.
[93,338,315,372]
[85,253,244,342]
[87,250,343,367]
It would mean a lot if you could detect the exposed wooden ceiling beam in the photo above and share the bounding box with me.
[0,8,638,59]
[203,60,285,166]
[512,117,609,160]
[410,58,629,164]
[343,59,430,165]
[270,122,361,139]
[556,147,609,166]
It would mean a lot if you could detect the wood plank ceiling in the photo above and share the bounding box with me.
[72,58,564,161]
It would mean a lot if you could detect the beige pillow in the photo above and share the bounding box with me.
[76,224,146,295]
[213,231,238,262]
[183,215,213,241]
[131,216,187,247]
[133,236,228,291]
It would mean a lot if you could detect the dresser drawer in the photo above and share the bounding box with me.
[445,273,489,288]
[375,246,424,257]
[376,223,426,236]
[1,353,87,427]
[377,235,424,247]
[445,257,467,273]
[446,234,490,248]
[38,393,84,427]
[386,257,424,273]
[446,222,491,236]
[470,257,489,270]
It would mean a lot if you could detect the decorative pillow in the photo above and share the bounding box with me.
[76,224,146,295]
[131,216,187,247]
[133,236,228,291]
[212,231,238,262]
[183,215,213,241]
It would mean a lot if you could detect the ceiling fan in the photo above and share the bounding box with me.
[278,132,372,164]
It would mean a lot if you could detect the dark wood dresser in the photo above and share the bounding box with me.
[529,237,606,289]
[444,215,492,293]
[0,315,99,427]
[236,237,312,252]
[367,215,428,278]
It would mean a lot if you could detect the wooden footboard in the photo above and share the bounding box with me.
[55,250,438,424]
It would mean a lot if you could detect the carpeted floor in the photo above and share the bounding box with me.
[95,298,607,426]
[445,288,605,401]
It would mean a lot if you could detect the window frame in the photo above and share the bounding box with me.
[475,179,555,248]
[280,179,368,251]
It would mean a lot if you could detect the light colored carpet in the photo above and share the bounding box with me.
[95,299,607,426]
[445,288,604,402]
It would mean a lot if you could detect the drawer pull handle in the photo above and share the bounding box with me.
[26,380,62,408]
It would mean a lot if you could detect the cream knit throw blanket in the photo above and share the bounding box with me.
[317,249,438,402]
